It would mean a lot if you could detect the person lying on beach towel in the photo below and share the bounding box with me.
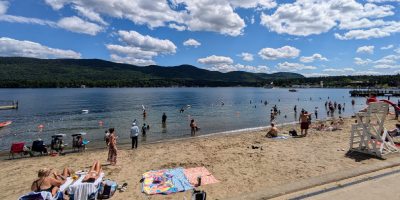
[31,167,73,196]
[82,160,102,183]
[388,124,400,137]
[265,123,279,138]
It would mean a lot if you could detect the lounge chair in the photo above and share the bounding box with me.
[18,191,63,200]
[50,134,66,154]
[68,173,105,200]
[31,140,48,156]
[9,142,27,159]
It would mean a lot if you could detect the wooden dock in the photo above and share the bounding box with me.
[350,89,400,97]
[0,101,18,110]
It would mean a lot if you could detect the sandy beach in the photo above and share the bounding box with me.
[1,117,399,200]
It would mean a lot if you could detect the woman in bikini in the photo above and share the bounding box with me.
[82,160,102,183]
[31,168,72,196]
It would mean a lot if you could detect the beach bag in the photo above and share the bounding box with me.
[289,130,298,136]
[97,180,117,199]
[192,190,206,200]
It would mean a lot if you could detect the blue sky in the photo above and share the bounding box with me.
[0,0,400,76]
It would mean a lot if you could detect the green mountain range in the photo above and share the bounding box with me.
[0,57,303,88]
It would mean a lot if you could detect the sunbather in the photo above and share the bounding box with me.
[388,124,400,137]
[265,123,278,138]
[31,167,72,196]
[82,160,102,183]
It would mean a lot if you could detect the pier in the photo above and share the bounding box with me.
[350,89,400,97]
[0,100,18,110]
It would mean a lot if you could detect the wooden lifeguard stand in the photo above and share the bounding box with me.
[349,102,398,158]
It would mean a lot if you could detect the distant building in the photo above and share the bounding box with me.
[320,81,324,88]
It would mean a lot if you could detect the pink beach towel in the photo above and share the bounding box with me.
[184,167,219,186]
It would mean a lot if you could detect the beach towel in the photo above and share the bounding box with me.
[68,173,104,200]
[18,191,63,200]
[184,167,219,186]
[59,177,73,192]
[272,135,290,140]
[142,168,193,195]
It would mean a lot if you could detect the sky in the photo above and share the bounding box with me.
[0,0,400,77]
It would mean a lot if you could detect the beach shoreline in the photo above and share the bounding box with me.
[1,116,399,200]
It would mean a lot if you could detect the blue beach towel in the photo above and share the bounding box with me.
[169,168,193,192]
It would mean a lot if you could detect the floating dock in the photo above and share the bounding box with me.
[350,89,400,97]
[0,101,18,110]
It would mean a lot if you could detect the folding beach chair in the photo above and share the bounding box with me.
[9,142,26,159]
[31,140,48,156]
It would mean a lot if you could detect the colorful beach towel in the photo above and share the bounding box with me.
[183,167,219,186]
[142,168,193,195]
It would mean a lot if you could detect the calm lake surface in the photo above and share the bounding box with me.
[1,88,396,151]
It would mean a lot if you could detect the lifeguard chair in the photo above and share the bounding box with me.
[349,102,398,158]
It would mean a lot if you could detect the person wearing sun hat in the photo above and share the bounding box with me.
[130,121,140,149]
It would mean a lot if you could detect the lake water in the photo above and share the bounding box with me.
[0,88,396,151]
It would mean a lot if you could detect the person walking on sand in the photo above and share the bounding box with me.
[299,111,311,137]
[190,119,198,136]
[130,122,139,149]
[107,128,117,165]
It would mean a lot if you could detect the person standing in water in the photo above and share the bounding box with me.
[142,123,147,136]
[162,113,167,124]
[314,107,318,119]
[190,119,198,136]
[130,122,139,149]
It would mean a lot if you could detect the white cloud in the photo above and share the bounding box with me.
[374,54,400,65]
[106,45,157,60]
[367,0,400,2]
[57,16,103,35]
[335,21,400,40]
[106,30,177,66]
[73,5,107,25]
[238,52,254,62]
[323,68,355,73]
[0,0,8,15]
[183,39,201,47]
[300,53,328,63]
[276,62,317,71]
[381,44,394,50]
[373,64,400,69]
[354,57,372,65]
[110,54,155,66]
[209,64,270,73]
[118,30,176,53]
[395,48,400,54]
[258,46,300,60]
[228,0,277,9]
[0,15,57,27]
[0,37,81,58]
[260,0,396,38]
[198,55,234,66]
[44,0,246,36]
[168,23,186,31]
[356,45,375,54]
